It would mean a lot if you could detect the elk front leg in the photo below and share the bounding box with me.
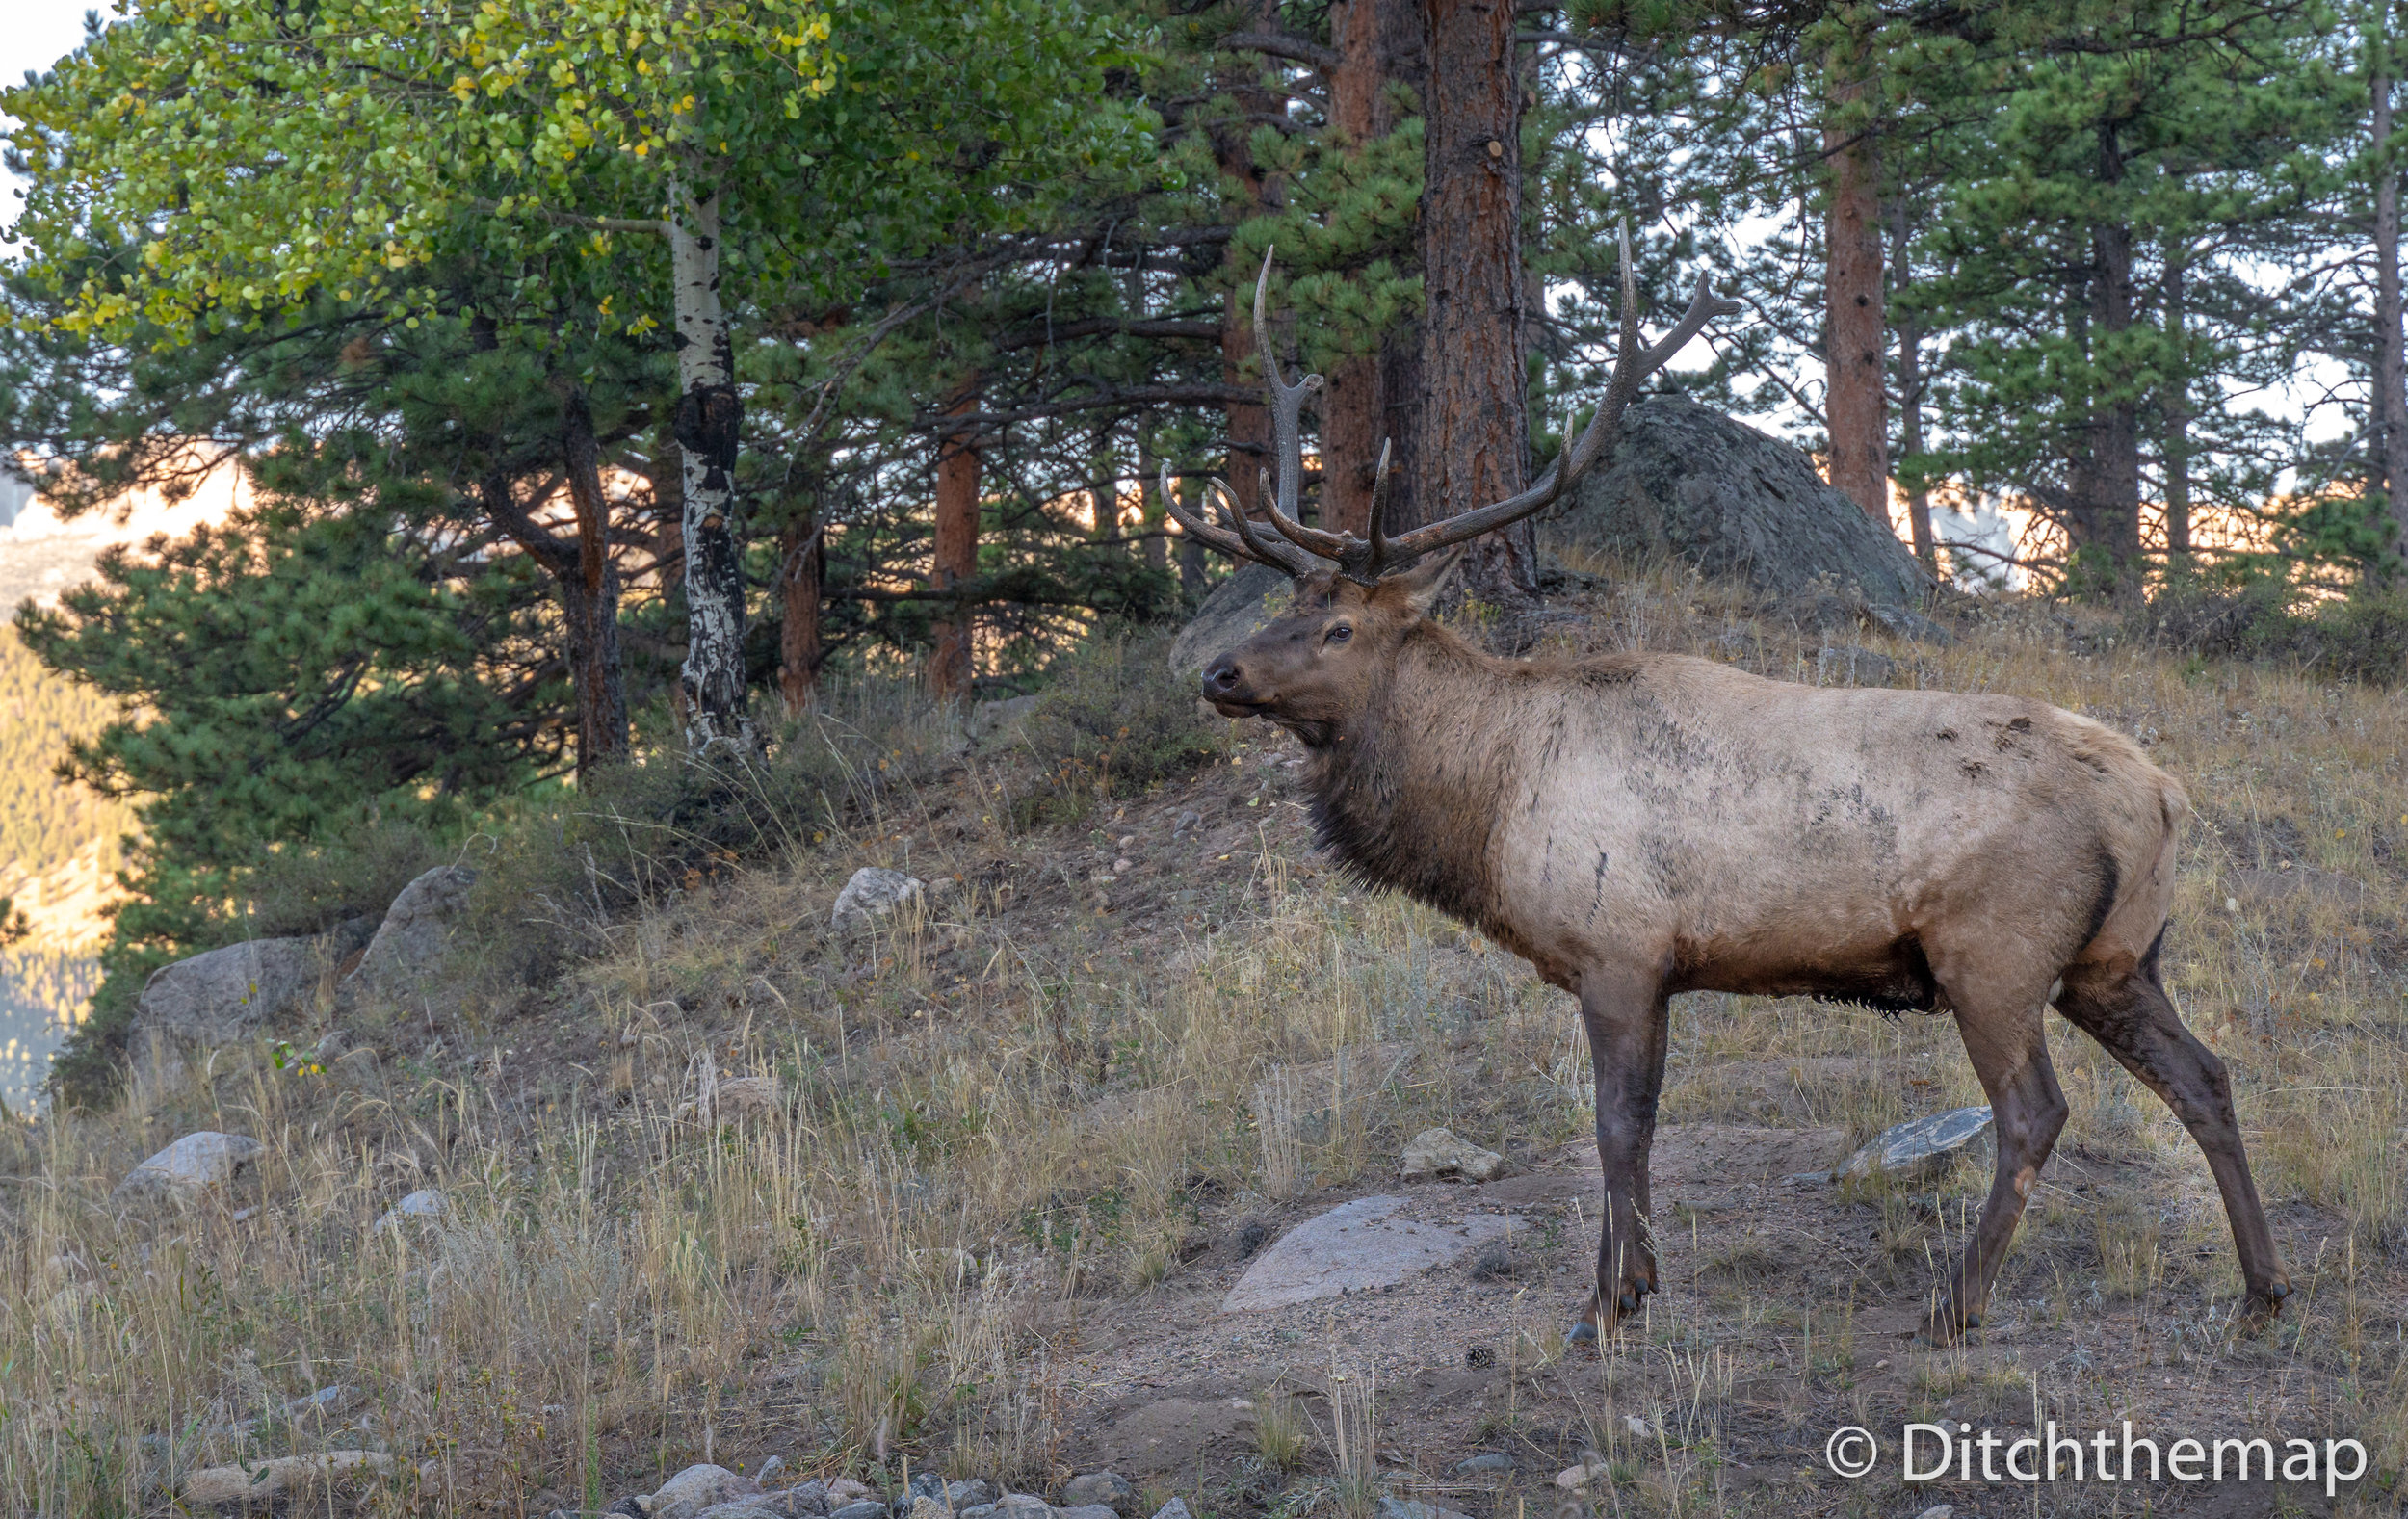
[1924,1002,2067,1343]
[1569,965,1669,1345]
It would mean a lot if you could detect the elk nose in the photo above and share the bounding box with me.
[1203,657,1243,695]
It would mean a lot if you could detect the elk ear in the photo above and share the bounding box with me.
[1391,549,1464,616]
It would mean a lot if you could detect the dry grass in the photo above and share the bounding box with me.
[0,565,2403,1515]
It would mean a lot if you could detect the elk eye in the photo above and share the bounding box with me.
[1326,624,1353,644]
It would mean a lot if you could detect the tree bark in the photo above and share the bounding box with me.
[776,514,824,716]
[1887,199,1936,575]
[1418,0,1530,595]
[1137,426,1169,574]
[2375,42,2408,578]
[2162,244,2194,559]
[1824,49,1889,525]
[2067,208,2143,595]
[1215,13,1280,520]
[559,390,629,768]
[929,380,981,703]
[1323,0,1425,536]
[669,180,754,751]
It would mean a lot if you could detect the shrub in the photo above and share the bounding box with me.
[1012,626,1231,827]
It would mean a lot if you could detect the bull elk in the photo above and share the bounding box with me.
[1167,246,2291,1343]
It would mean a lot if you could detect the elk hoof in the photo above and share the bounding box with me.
[1567,1320,1598,1346]
[1914,1307,1980,1347]
[2238,1279,2293,1330]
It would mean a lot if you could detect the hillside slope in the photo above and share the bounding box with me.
[0,572,2400,1516]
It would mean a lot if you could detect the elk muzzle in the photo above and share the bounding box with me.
[1201,654,1268,716]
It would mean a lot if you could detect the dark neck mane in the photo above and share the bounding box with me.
[1301,623,1512,929]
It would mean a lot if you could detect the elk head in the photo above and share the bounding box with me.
[1172,237,1739,742]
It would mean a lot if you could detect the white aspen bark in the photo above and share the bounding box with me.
[670,177,755,752]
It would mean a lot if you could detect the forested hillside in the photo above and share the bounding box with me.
[0,624,126,1110]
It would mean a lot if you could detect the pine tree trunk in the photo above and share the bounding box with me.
[1887,199,1937,575]
[1138,427,1169,574]
[2375,45,2408,578]
[1323,0,1425,536]
[776,515,824,716]
[1215,16,1280,520]
[1419,0,1530,595]
[669,181,754,751]
[560,390,629,768]
[930,383,980,703]
[1824,56,1889,525]
[2162,246,2194,559]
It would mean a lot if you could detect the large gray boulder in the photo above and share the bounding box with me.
[1168,563,1293,677]
[131,936,323,1047]
[339,865,476,1007]
[1168,399,1932,677]
[110,1130,263,1211]
[1547,397,1933,607]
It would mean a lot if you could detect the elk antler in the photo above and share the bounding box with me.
[1168,229,1740,585]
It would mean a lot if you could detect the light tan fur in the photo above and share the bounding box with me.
[1201,569,2290,1341]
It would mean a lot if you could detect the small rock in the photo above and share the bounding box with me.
[1055,1506,1119,1519]
[112,1131,264,1210]
[1555,1457,1610,1490]
[695,1504,793,1519]
[1865,604,1954,645]
[1839,1106,1995,1181]
[754,1457,785,1487]
[282,1383,360,1421]
[1783,1170,1832,1187]
[947,1480,995,1510]
[183,1451,396,1505]
[1914,1507,1955,1519]
[1376,1501,1473,1519]
[957,1507,997,1519]
[993,1496,1050,1518]
[1172,810,1203,839]
[1624,1414,1654,1438]
[907,1499,947,1519]
[652,1464,762,1519]
[1148,1503,1192,1519]
[372,1188,447,1233]
[1816,644,1897,687]
[608,1501,654,1519]
[826,1483,876,1505]
[966,692,1041,745]
[1400,1126,1506,1183]
[1060,1475,1133,1514]
[830,1504,889,1519]
[785,1481,830,1516]
[1454,1453,1511,1475]
[832,867,925,930]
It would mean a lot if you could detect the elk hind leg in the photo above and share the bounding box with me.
[2055,951,2291,1321]
[1924,1000,2068,1344]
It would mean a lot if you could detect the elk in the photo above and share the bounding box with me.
[1166,248,2292,1343]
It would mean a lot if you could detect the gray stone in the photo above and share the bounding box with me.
[1816,644,1897,687]
[1866,603,1955,645]
[824,1484,876,1506]
[754,1457,786,1487]
[830,1504,888,1519]
[948,1481,997,1510]
[1376,1501,1474,1519]
[111,1131,264,1210]
[695,1505,792,1519]
[341,865,476,1007]
[783,1481,829,1516]
[1547,398,1934,609]
[967,693,1041,745]
[1469,1238,1519,1280]
[281,1383,359,1421]
[1220,1195,1521,1312]
[1839,1106,1995,1181]
[1060,1475,1133,1515]
[652,1464,762,1519]
[906,1499,947,1519]
[1400,1126,1505,1183]
[1454,1453,1512,1475]
[372,1188,446,1233]
[132,936,323,1047]
[1055,1506,1120,1519]
[993,1496,1050,1517]
[1148,1504,1192,1519]
[832,867,925,931]
[1169,563,1294,677]
[957,1507,997,1519]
